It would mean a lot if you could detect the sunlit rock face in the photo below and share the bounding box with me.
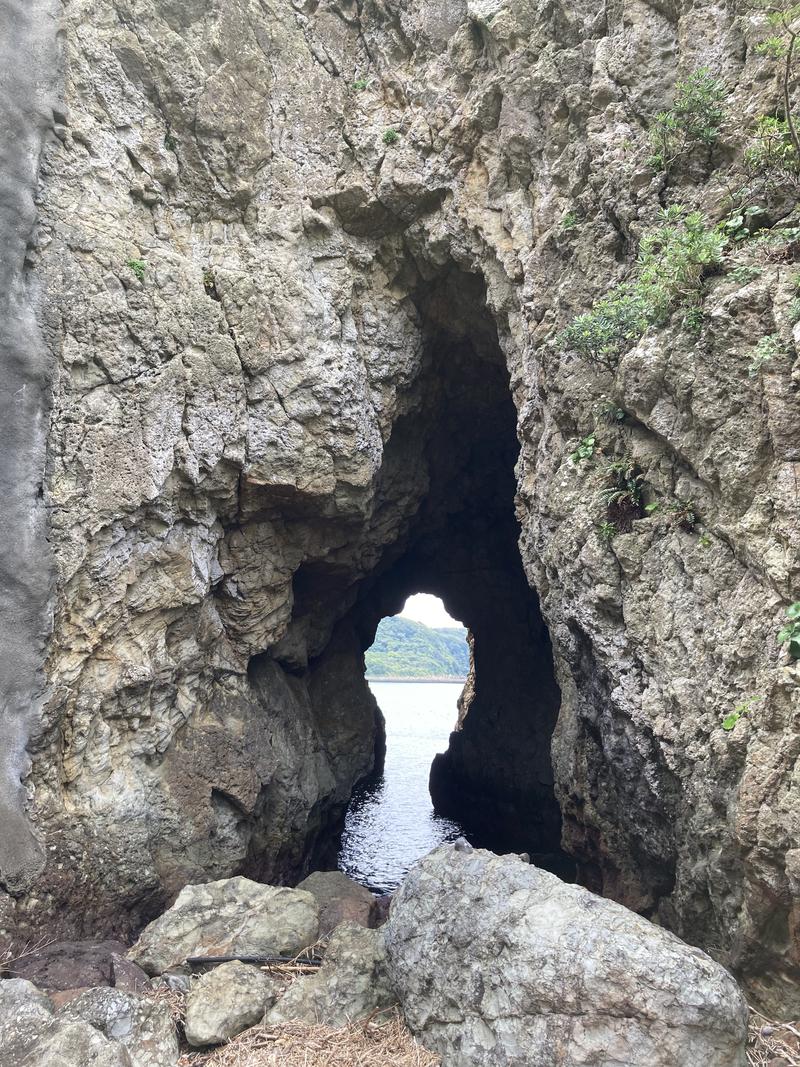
[2,0,799,1015]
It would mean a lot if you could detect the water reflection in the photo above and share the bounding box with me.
[338,681,465,893]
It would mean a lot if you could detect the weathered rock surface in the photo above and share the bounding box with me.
[8,940,148,993]
[1,0,799,1020]
[384,845,749,1067]
[266,921,396,1027]
[184,962,279,1047]
[59,987,178,1067]
[297,870,376,936]
[129,878,319,975]
[0,979,134,1067]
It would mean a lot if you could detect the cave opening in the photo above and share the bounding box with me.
[320,266,573,887]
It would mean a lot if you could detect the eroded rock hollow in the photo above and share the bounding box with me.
[2,0,800,1019]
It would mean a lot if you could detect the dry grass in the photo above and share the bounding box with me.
[176,1011,440,1067]
[748,1010,800,1066]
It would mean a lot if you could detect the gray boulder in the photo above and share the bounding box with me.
[297,870,376,936]
[128,877,319,974]
[265,921,396,1027]
[0,979,56,1066]
[0,982,133,1067]
[59,987,178,1067]
[384,845,749,1067]
[185,961,280,1047]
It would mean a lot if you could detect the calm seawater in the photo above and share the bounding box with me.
[338,681,466,893]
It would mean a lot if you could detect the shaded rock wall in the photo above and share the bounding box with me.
[1,0,799,1016]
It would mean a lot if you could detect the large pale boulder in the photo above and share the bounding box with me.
[297,870,376,936]
[384,845,749,1067]
[0,983,133,1067]
[128,877,319,975]
[184,962,280,1047]
[59,988,178,1067]
[265,921,396,1027]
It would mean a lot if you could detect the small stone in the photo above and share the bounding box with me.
[185,961,280,1047]
[453,837,473,853]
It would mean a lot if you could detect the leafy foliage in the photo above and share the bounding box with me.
[353,78,369,90]
[647,68,727,172]
[382,128,400,145]
[722,694,762,732]
[598,520,618,542]
[668,498,698,531]
[569,433,597,464]
[365,616,469,678]
[599,455,646,526]
[558,207,724,367]
[127,258,146,282]
[560,210,580,232]
[778,602,800,658]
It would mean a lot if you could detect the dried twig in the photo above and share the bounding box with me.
[748,1008,800,1066]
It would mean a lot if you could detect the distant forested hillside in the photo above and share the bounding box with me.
[365,616,469,678]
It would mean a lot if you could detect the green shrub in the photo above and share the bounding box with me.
[353,78,369,90]
[560,210,580,232]
[745,116,799,176]
[599,399,626,423]
[569,433,597,464]
[598,520,618,542]
[127,258,146,282]
[558,207,724,367]
[382,128,400,145]
[778,602,800,658]
[647,68,727,172]
[727,264,763,283]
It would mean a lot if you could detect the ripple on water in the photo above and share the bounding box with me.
[338,680,466,893]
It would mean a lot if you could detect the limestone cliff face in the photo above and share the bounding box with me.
[1,0,799,1015]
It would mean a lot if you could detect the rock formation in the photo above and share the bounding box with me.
[385,845,749,1067]
[0,0,799,1018]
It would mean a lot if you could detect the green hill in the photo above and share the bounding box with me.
[365,615,469,679]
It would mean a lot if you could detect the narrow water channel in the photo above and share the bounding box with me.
[338,680,466,892]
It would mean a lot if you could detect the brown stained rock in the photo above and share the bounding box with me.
[8,941,148,993]
[297,871,377,936]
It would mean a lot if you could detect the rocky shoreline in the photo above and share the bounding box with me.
[0,844,762,1067]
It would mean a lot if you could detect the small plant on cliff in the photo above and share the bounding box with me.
[751,2,800,160]
[748,333,783,376]
[163,131,177,152]
[382,128,400,145]
[569,433,597,464]
[353,78,369,90]
[598,520,618,542]
[127,258,146,282]
[647,68,727,172]
[599,455,646,526]
[778,602,800,658]
[560,209,581,232]
[668,498,698,532]
[743,116,800,190]
[558,207,724,367]
[599,399,626,424]
[722,694,762,731]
